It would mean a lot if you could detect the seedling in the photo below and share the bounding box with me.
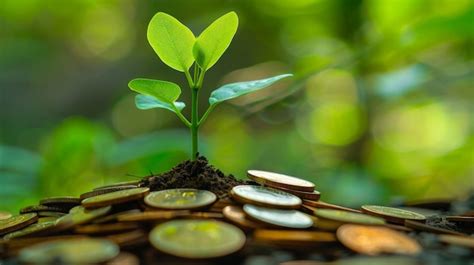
[129,11,292,160]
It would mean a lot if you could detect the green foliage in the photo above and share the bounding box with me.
[147,12,195,72]
[193,12,239,71]
[130,11,292,159]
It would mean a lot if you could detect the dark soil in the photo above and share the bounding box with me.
[139,156,248,198]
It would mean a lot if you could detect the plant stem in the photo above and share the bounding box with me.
[191,86,199,160]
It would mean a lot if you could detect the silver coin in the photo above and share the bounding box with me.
[243,204,313,229]
[231,185,301,209]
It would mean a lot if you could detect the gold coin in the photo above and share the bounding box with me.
[248,170,315,192]
[254,229,336,246]
[82,187,149,208]
[75,222,139,235]
[18,238,119,264]
[20,205,68,214]
[404,220,465,236]
[54,206,112,232]
[117,210,190,222]
[94,180,140,191]
[39,196,81,206]
[313,209,385,230]
[3,221,57,240]
[243,204,313,229]
[361,205,426,224]
[336,224,421,255]
[144,189,217,210]
[223,205,266,230]
[231,185,302,209]
[0,213,38,236]
[149,219,245,258]
[80,185,139,200]
[92,209,141,224]
[303,200,361,214]
[0,211,12,221]
[439,234,474,249]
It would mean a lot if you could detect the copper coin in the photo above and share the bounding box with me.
[404,220,465,236]
[82,187,149,208]
[0,211,13,220]
[361,205,426,224]
[231,185,302,209]
[337,224,421,255]
[254,229,336,246]
[117,210,190,222]
[302,201,361,214]
[144,189,217,210]
[243,204,313,229]
[248,170,315,192]
[223,205,266,230]
[0,213,38,235]
[439,234,474,249]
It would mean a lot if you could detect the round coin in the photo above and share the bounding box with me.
[80,185,139,200]
[361,205,426,224]
[337,224,421,255]
[313,209,385,230]
[19,238,119,264]
[243,204,313,229]
[303,200,361,214]
[275,187,321,201]
[248,170,315,192]
[54,206,112,232]
[254,229,336,246]
[149,219,245,259]
[223,206,266,230]
[3,220,57,239]
[144,189,217,210]
[82,187,149,208]
[0,213,38,235]
[231,185,302,209]
[94,180,140,191]
[40,196,81,206]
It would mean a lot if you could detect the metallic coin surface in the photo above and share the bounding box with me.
[314,209,385,226]
[303,200,362,214]
[275,186,321,201]
[231,185,302,209]
[3,221,57,239]
[18,238,119,264]
[243,204,313,229]
[223,205,266,230]
[117,210,190,222]
[337,224,421,255]
[254,229,336,246]
[0,213,38,235]
[248,170,315,192]
[0,211,13,221]
[149,219,245,258]
[361,205,426,224]
[39,196,81,206]
[20,205,68,214]
[94,180,140,191]
[80,185,139,200]
[144,189,217,210]
[82,187,149,208]
[54,206,112,232]
[438,234,474,249]
[75,222,139,235]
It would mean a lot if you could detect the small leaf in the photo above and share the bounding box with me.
[193,12,238,71]
[209,74,293,106]
[135,95,185,113]
[147,12,195,72]
[129,78,181,103]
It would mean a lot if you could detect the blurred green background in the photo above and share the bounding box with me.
[1,0,473,212]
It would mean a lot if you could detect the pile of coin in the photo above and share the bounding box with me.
[1,169,473,264]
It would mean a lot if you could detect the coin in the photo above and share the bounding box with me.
[80,185,139,200]
[0,213,38,236]
[149,219,245,258]
[82,187,149,208]
[117,210,190,222]
[18,238,119,264]
[0,211,12,221]
[106,252,140,265]
[247,170,315,192]
[39,196,81,206]
[275,186,321,201]
[231,185,302,209]
[75,222,139,235]
[243,204,313,229]
[94,180,140,191]
[253,229,336,246]
[92,209,141,224]
[223,205,266,230]
[3,221,57,240]
[361,205,426,224]
[313,209,385,230]
[303,200,361,214]
[404,220,465,236]
[54,206,112,232]
[438,234,474,249]
[336,256,419,265]
[20,205,68,214]
[336,224,421,255]
[144,189,217,210]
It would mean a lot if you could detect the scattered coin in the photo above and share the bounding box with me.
[254,229,336,246]
[106,229,148,248]
[361,205,426,224]
[75,222,139,234]
[231,185,302,209]
[0,211,13,221]
[336,224,421,255]
[0,213,38,236]
[36,211,66,218]
[54,206,112,232]
[274,186,321,201]
[106,252,140,265]
[117,210,190,222]
[149,219,245,258]
[144,189,217,210]
[313,209,385,230]
[187,212,224,219]
[303,200,361,214]
[20,205,68,214]
[243,204,313,229]
[94,180,140,191]
[404,220,465,236]
[80,185,139,200]
[438,234,474,249]
[223,205,266,230]
[92,209,141,224]
[3,221,57,240]
[247,170,315,192]
[39,196,81,207]
[18,238,119,264]
[82,187,149,208]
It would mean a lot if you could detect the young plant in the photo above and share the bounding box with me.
[129,11,292,160]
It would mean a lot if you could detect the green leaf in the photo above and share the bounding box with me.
[129,78,181,104]
[135,94,185,113]
[193,12,238,71]
[147,12,195,72]
[208,74,293,106]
